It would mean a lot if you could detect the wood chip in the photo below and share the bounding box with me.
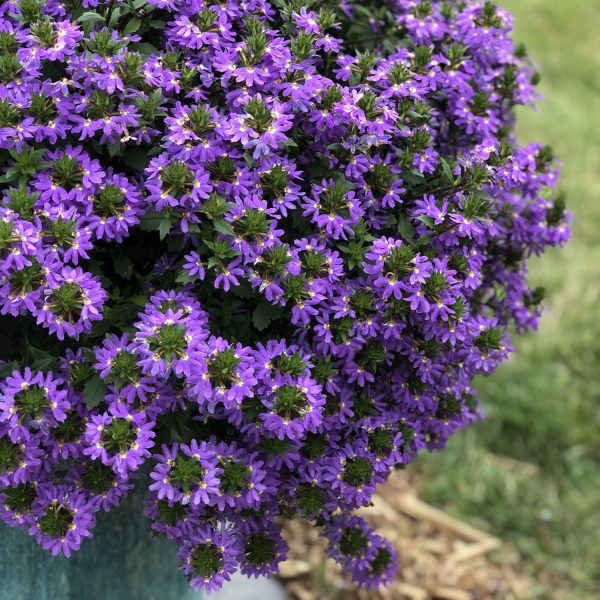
[396,493,498,544]
[278,560,313,578]
[278,471,536,600]
[395,583,429,600]
[428,586,471,600]
[447,538,501,563]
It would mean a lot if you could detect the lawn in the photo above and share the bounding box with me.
[417,1,600,597]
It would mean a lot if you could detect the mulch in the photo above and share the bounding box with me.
[277,471,538,600]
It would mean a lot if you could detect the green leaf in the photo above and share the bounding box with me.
[440,158,455,185]
[129,295,149,307]
[131,42,160,56]
[89,314,114,338]
[200,193,230,220]
[158,219,172,240]
[175,270,197,284]
[402,170,425,185]
[0,360,19,378]
[106,142,122,157]
[28,347,59,372]
[231,280,253,299]
[332,172,355,190]
[252,301,274,331]
[278,139,298,150]
[113,255,134,279]
[242,151,257,166]
[138,210,163,231]
[471,190,495,203]
[416,215,436,229]
[77,11,105,25]
[123,17,141,34]
[109,302,139,326]
[30,356,57,371]
[108,7,122,27]
[325,143,345,153]
[83,375,108,409]
[213,218,235,236]
[397,213,415,241]
[120,149,151,171]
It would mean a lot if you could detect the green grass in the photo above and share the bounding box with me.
[417,1,600,597]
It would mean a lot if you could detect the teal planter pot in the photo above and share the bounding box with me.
[0,483,199,600]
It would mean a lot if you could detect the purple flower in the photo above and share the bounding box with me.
[214,257,245,291]
[83,406,155,477]
[67,461,133,512]
[293,8,321,34]
[33,145,104,205]
[93,333,155,402]
[189,337,257,411]
[182,251,206,281]
[84,172,143,242]
[303,178,364,240]
[144,495,198,543]
[324,516,397,588]
[34,267,107,340]
[29,484,96,557]
[0,0,568,588]
[0,368,70,440]
[149,441,221,506]
[210,440,267,511]
[0,425,44,485]
[0,210,40,271]
[0,252,59,317]
[41,208,93,265]
[324,445,379,507]
[222,97,294,159]
[43,394,87,460]
[0,481,39,529]
[134,291,209,378]
[258,374,325,441]
[413,147,439,174]
[177,523,241,593]
[145,154,212,211]
[239,524,288,578]
[19,20,83,66]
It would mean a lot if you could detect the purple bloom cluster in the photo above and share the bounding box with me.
[0,363,115,555]
[0,0,569,592]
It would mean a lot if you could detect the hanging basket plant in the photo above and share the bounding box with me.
[0,0,568,593]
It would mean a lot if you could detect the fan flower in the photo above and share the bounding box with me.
[133,292,209,378]
[0,426,44,486]
[83,406,155,477]
[0,0,568,593]
[0,368,70,441]
[29,484,96,557]
[33,266,106,340]
[176,524,241,593]
[189,337,257,411]
[149,441,221,507]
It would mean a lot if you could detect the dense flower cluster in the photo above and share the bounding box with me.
[0,0,568,592]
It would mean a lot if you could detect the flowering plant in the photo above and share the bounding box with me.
[0,0,569,592]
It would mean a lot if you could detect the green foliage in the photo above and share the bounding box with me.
[243,532,278,566]
[83,374,108,409]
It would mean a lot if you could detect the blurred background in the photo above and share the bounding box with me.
[416,0,600,597]
[271,1,600,599]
